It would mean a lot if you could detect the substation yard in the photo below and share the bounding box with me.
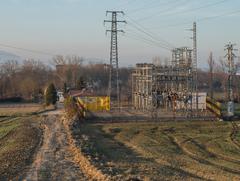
[73,112,240,181]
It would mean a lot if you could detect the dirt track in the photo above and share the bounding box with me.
[24,112,87,181]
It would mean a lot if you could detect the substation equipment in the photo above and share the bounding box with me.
[132,47,206,118]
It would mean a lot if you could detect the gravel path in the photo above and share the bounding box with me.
[24,112,87,181]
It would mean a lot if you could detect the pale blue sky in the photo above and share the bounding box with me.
[0,0,239,68]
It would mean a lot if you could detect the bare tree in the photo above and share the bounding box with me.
[53,55,84,89]
[52,55,65,65]
[53,55,84,65]
[0,60,19,98]
[216,57,228,100]
[207,52,215,98]
[0,59,54,101]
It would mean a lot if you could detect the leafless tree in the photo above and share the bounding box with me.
[207,52,215,98]
[53,55,84,89]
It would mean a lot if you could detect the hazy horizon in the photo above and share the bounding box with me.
[0,0,239,68]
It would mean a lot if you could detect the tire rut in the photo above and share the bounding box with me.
[165,133,240,180]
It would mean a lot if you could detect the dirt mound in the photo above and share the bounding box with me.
[64,116,110,181]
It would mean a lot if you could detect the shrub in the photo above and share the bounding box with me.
[44,83,57,106]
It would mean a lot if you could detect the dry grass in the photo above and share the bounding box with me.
[64,117,110,181]
[0,116,42,180]
[0,104,56,117]
[73,121,240,181]
[0,107,40,116]
[0,104,42,117]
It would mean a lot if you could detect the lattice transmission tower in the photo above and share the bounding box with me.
[104,11,126,110]
[192,22,198,111]
[188,22,198,113]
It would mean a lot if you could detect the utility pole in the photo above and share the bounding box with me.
[104,11,126,111]
[225,43,237,117]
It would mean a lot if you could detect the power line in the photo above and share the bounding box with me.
[0,43,55,56]
[127,0,179,15]
[137,0,230,22]
[114,0,138,10]
[127,22,174,49]
[151,9,240,29]
[123,31,172,50]
[123,34,158,49]
[125,14,175,49]
[136,0,190,21]
[123,34,156,49]
[0,44,110,63]
[167,0,230,17]
[126,28,173,50]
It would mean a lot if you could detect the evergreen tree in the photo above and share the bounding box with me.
[45,83,57,106]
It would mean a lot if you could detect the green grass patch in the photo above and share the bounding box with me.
[0,118,20,139]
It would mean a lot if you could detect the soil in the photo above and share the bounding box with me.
[23,112,87,181]
[0,117,41,180]
[1,107,239,181]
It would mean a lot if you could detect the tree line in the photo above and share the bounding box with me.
[0,55,132,102]
[0,54,239,103]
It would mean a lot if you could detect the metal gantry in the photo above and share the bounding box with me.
[132,47,194,117]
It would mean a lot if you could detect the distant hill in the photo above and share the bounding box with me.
[0,50,22,63]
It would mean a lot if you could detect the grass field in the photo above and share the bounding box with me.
[0,104,42,117]
[73,121,240,181]
[0,104,58,179]
[0,104,56,117]
[0,114,42,179]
